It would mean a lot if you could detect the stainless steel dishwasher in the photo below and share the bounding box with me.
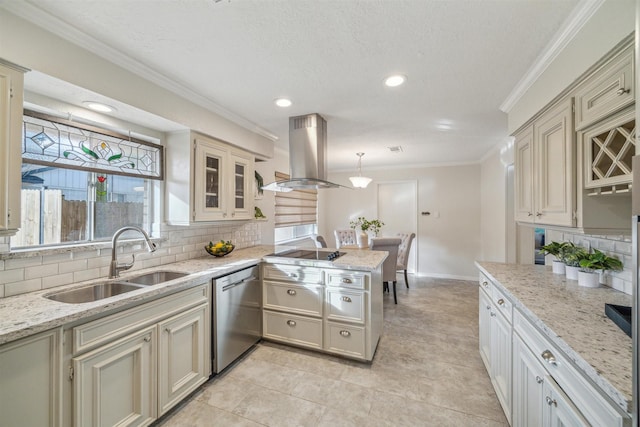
[212,265,262,373]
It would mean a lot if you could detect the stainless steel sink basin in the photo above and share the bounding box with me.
[126,271,189,286]
[45,282,145,304]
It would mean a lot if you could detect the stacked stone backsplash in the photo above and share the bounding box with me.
[0,221,261,298]
[545,229,632,295]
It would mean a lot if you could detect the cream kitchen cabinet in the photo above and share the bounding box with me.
[574,43,634,131]
[262,263,382,361]
[478,272,512,423]
[0,59,28,235]
[513,333,546,427]
[514,99,575,227]
[166,131,254,224]
[0,328,62,427]
[68,283,210,427]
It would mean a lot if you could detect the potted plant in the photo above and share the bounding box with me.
[349,216,385,248]
[578,249,623,288]
[539,241,568,274]
[558,243,589,281]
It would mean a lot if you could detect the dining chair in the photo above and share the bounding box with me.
[396,232,416,288]
[311,234,328,248]
[334,229,357,249]
[370,237,402,304]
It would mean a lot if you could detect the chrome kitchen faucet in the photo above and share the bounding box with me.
[109,226,157,278]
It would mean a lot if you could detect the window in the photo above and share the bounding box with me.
[11,111,162,248]
[273,172,317,244]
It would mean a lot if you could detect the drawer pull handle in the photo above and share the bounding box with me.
[617,88,630,95]
[286,320,296,327]
[340,330,351,337]
[541,350,557,365]
[287,273,298,279]
[490,312,496,317]
[341,278,353,284]
[535,376,543,384]
[545,396,557,407]
[342,296,352,303]
[482,281,488,287]
[287,289,297,296]
[486,305,491,311]
[497,298,504,306]
[144,336,151,342]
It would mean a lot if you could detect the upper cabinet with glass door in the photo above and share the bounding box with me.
[166,131,254,224]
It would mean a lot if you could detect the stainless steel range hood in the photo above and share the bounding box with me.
[264,113,342,191]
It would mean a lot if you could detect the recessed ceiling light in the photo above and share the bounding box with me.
[384,74,407,87]
[274,98,292,107]
[83,101,116,113]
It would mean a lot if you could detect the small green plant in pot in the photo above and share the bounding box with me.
[577,249,623,288]
[558,243,589,281]
[539,241,568,274]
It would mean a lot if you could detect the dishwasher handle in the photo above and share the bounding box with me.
[221,276,258,292]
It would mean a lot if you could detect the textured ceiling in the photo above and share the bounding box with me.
[7,0,580,170]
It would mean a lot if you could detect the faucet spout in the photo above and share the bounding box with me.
[109,226,156,279]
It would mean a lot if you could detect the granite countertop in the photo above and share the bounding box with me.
[0,245,387,346]
[476,261,633,413]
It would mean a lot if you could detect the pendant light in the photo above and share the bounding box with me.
[349,152,372,188]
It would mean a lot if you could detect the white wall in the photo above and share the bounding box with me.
[508,0,635,133]
[479,145,509,263]
[322,164,481,280]
[0,10,274,159]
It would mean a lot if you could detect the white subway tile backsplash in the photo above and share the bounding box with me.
[5,278,42,297]
[0,268,25,284]
[25,263,59,280]
[614,241,632,255]
[5,256,43,270]
[58,259,88,274]
[73,268,102,283]
[596,239,615,252]
[42,273,75,289]
[0,221,261,298]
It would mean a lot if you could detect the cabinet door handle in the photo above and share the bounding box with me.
[535,376,543,384]
[545,396,557,407]
[497,298,505,306]
[482,281,488,288]
[341,278,353,284]
[486,305,491,311]
[286,320,296,327]
[287,289,297,296]
[541,349,557,365]
[341,296,352,303]
[617,88,630,95]
[144,336,151,342]
[339,330,351,337]
[490,312,496,317]
[535,212,542,217]
[527,212,533,217]
[287,273,298,279]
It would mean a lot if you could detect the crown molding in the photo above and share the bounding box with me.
[1,1,279,141]
[499,0,606,113]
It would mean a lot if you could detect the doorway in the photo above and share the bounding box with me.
[377,181,418,275]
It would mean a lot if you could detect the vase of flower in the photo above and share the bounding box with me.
[349,216,384,248]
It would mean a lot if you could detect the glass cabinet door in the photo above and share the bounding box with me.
[194,139,227,220]
[230,153,253,219]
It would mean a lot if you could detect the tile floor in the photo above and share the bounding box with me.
[156,277,509,426]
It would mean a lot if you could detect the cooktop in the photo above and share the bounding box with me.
[267,249,344,261]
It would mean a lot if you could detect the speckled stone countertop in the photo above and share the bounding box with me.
[476,261,633,413]
[0,245,386,346]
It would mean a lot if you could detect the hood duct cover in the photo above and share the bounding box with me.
[271,113,342,190]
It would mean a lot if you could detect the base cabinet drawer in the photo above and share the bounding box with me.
[326,270,366,289]
[326,289,365,324]
[263,311,323,349]
[263,281,323,317]
[325,322,366,359]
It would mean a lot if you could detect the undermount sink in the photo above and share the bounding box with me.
[125,271,189,286]
[45,282,145,304]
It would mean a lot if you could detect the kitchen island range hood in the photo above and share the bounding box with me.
[263,113,343,191]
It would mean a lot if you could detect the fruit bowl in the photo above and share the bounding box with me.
[204,241,235,257]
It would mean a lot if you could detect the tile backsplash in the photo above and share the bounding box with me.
[545,229,632,295]
[0,222,262,298]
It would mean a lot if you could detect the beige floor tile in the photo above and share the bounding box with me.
[158,277,508,427]
[232,387,326,427]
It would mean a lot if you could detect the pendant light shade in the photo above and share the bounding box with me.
[349,153,372,188]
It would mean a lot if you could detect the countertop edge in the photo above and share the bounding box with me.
[475,261,632,414]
